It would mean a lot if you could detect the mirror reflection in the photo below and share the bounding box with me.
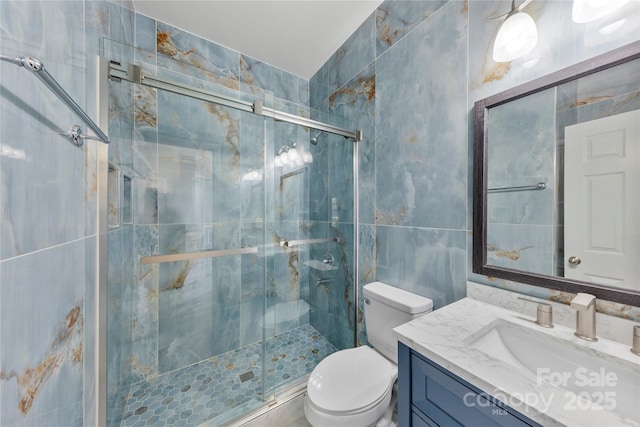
[485,57,639,292]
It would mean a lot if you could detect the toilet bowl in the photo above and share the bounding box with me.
[304,346,397,427]
[304,282,433,427]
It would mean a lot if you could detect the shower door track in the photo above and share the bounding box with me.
[107,60,363,142]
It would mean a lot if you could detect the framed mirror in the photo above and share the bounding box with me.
[473,41,640,306]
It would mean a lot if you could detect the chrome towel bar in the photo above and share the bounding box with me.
[140,247,258,264]
[0,54,110,146]
[280,237,340,248]
[487,182,546,193]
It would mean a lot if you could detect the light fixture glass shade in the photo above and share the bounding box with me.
[572,0,629,23]
[493,12,538,62]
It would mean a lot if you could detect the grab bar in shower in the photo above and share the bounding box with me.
[0,54,110,146]
[280,237,341,248]
[487,182,546,193]
[140,247,258,264]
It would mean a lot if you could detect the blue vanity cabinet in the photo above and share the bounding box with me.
[398,343,542,427]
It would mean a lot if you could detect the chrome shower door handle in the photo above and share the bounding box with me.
[568,256,582,266]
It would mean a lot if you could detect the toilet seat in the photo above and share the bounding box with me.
[306,346,397,415]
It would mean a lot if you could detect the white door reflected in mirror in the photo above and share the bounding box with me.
[564,109,640,290]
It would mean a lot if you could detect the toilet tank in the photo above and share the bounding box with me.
[363,282,433,363]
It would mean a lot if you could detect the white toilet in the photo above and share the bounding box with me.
[304,281,433,427]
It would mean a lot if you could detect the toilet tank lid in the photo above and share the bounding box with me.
[363,282,433,314]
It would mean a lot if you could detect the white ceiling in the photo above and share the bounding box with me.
[133,0,384,79]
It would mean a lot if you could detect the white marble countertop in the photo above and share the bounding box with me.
[394,297,640,427]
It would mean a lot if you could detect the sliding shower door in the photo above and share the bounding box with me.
[261,105,357,399]
[104,44,357,427]
[105,59,274,426]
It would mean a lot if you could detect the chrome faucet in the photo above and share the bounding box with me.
[570,293,597,341]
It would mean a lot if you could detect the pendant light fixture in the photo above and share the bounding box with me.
[572,0,629,23]
[492,0,538,63]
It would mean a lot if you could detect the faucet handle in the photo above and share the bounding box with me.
[631,325,640,356]
[570,293,596,310]
[517,297,554,328]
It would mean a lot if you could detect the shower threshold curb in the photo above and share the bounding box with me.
[199,376,309,427]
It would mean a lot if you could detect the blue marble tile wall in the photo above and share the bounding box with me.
[310,0,640,346]
[0,1,135,426]
[311,0,469,344]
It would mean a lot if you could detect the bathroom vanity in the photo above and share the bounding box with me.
[398,342,541,426]
[394,293,640,427]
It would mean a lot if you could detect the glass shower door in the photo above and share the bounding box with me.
[105,49,275,426]
[261,103,356,399]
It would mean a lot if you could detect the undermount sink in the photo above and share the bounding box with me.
[466,319,640,424]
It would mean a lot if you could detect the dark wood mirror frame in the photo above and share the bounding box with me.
[473,40,640,307]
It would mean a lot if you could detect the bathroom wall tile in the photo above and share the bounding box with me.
[0,1,85,69]
[375,0,448,57]
[157,223,242,373]
[85,1,111,57]
[0,63,87,259]
[0,241,84,424]
[106,228,133,422]
[357,224,377,346]
[135,12,156,54]
[376,226,466,309]
[109,2,135,48]
[130,224,159,382]
[326,222,355,350]
[108,78,134,168]
[312,14,376,107]
[486,223,555,276]
[375,0,468,230]
[240,112,266,223]
[327,63,376,225]
[156,22,240,90]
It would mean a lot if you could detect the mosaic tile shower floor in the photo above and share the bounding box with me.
[119,324,336,427]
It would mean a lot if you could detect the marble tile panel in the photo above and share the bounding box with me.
[357,224,377,346]
[239,55,302,104]
[85,0,111,58]
[109,1,135,48]
[556,59,640,114]
[375,0,468,230]
[156,22,240,90]
[106,228,134,420]
[135,12,156,54]
[375,0,449,57]
[240,112,266,223]
[131,225,159,382]
[0,240,84,424]
[157,222,242,374]
[1,63,87,259]
[313,14,376,106]
[107,78,134,168]
[326,63,376,224]
[376,225,466,309]
[486,222,555,277]
[0,1,85,69]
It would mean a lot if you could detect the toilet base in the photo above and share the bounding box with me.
[303,387,393,427]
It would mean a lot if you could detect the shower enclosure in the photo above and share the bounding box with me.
[103,45,359,427]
